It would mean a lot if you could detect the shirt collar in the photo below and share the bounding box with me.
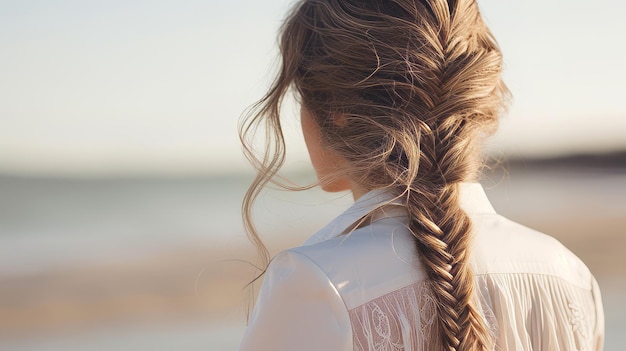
[302,182,496,246]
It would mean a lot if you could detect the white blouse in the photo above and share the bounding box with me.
[238,183,604,351]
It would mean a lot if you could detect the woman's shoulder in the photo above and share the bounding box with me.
[470,213,595,289]
[285,216,426,310]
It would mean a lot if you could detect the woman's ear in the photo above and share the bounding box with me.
[332,114,347,128]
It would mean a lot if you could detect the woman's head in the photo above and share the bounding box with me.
[280,0,508,194]
[241,1,508,350]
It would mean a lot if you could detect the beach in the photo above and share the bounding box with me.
[0,158,625,350]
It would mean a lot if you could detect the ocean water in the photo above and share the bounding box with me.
[0,166,624,350]
[0,173,352,276]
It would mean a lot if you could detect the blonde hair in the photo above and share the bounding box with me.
[240,0,509,350]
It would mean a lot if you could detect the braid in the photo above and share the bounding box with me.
[399,2,497,349]
[405,183,492,351]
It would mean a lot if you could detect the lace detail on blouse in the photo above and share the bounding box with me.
[348,274,599,351]
[349,281,440,351]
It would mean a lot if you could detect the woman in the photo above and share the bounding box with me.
[238,0,604,350]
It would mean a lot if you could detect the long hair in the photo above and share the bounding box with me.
[239,0,509,350]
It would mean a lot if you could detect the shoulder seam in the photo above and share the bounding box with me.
[278,248,352,311]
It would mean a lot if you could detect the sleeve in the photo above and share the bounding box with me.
[238,250,353,351]
[591,277,605,351]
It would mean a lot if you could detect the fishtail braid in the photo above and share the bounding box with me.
[397,1,499,349]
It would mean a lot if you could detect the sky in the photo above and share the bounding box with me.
[1,0,625,176]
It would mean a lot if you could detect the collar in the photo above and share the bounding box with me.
[302,182,496,246]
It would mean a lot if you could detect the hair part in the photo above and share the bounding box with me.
[240,0,509,349]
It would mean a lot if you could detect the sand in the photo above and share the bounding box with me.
[1,212,623,340]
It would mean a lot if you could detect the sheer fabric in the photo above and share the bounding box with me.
[349,274,602,351]
[349,280,439,351]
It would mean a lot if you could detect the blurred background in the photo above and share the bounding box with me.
[0,0,624,350]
